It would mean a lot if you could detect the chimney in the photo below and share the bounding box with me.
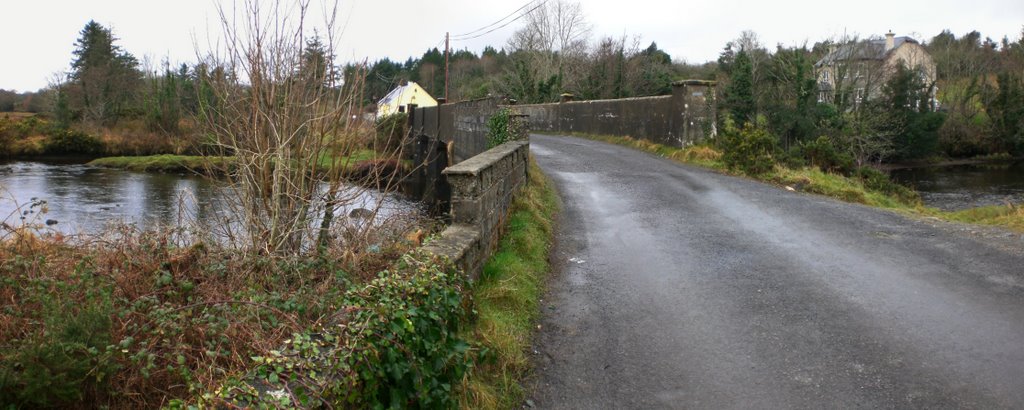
[885,31,895,52]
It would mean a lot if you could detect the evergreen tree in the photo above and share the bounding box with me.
[66,20,141,125]
[299,35,334,89]
[987,72,1024,154]
[882,64,944,159]
[726,49,756,125]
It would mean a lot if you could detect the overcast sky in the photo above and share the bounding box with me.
[2,0,1021,92]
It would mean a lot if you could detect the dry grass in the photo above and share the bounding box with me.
[0,112,36,120]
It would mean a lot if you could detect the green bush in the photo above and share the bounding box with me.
[0,263,119,407]
[719,119,779,175]
[374,113,408,153]
[855,167,921,205]
[217,251,473,408]
[796,136,854,174]
[939,114,991,157]
[44,129,105,155]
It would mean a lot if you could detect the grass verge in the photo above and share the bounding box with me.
[459,156,560,409]
[944,203,1024,232]
[560,133,1024,233]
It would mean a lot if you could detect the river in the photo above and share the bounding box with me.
[889,161,1024,211]
[0,159,422,237]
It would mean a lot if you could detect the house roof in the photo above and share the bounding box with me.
[815,37,918,67]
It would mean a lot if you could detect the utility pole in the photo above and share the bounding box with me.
[444,32,450,102]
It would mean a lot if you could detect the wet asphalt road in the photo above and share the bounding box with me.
[528,134,1024,409]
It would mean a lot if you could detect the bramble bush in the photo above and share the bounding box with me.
[214,251,474,409]
[0,214,451,408]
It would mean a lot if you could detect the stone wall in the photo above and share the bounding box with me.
[421,140,530,278]
[514,80,717,147]
[410,97,507,164]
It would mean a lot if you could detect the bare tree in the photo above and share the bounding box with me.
[504,0,591,101]
[199,0,371,256]
[508,0,590,56]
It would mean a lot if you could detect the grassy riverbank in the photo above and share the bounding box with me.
[460,157,560,409]
[88,154,229,173]
[88,149,383,174]
[566,133,1023,232]
[945,204,1024,232]
[0,154,556,408]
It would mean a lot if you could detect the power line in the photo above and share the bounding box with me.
[450,0,548,41]
[451,0,539,39]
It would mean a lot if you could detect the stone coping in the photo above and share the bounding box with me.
[443,140,528,176]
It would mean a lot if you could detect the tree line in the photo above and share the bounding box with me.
[342,1,1022,162]
[4,3,1023,163]
[717,29,1024,165]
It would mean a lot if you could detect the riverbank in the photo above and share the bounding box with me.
[87,149,383,174]
[0,209,435,408]
[0,149,554,407]
[87,154,230,173]
[876,153,1020,171]
[1,115,196,158]
[563,133,1024,233]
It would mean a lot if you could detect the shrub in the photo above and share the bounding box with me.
[215,251,473,408]
[44,129,105,155]
[938,114,991,157]
[374,113,408,153]
[796,136,854,174]
[0,257,119,407]
[718,120,779,175]
[854,167,921,205]
[0,216,428,408]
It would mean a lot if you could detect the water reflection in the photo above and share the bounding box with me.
[889,161,1024,211]
[0,160,421,238]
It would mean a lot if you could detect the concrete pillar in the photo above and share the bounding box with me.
[672,80,717,146]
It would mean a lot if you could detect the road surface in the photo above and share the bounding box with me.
[528,134,1024,409]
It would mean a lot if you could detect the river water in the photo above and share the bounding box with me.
[889,161,1024,211]
[0,159,421,237]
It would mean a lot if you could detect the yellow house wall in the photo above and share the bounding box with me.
[377,83,438,117]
